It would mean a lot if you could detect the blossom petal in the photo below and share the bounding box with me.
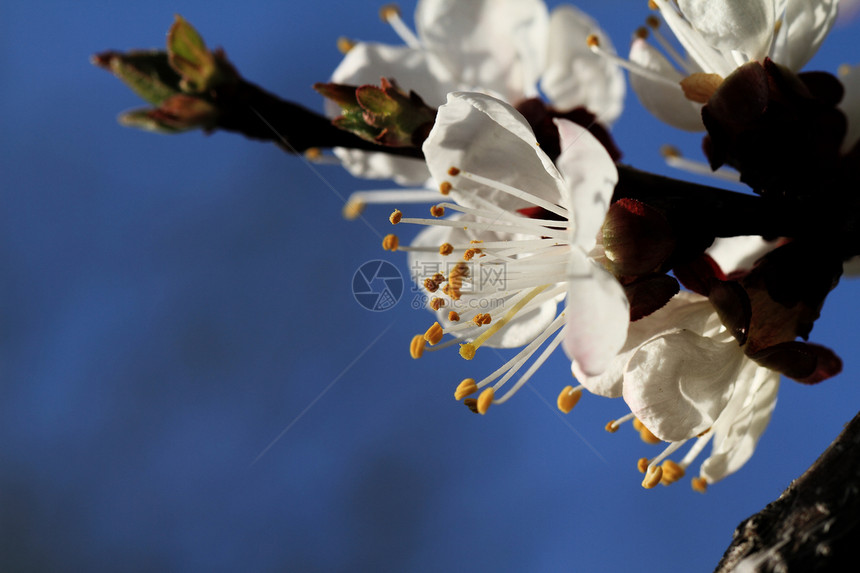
[332,148,431,186]
[706,235,779,276]
[541,5,625,124]
[553,119,617,250]
[628,39,705,132]
[562,250,629,377]
[771,0,839,70]
[677,0,775,63]
[623,329,743,442]
[573,291,712,397]
[415,0,549,102]
[700,362,779,483]
[422,92,564,210]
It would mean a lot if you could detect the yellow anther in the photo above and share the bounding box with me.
[424,322,444,346]
[633,418,661,444]
[477,387,494,415]
[680,73,724,104]
[439,243,454,256]
[648,0,659,10]
[424,277,439,293]
[839,63,852,78]
[605,420,620,433]
[430,297,445,311]
[463,398,479,414]
[642,465,664,489]
[697,427,711,437]
[773,19,782,35]
[646,14,660,29]
[472,313,491,326]
[449,262,469,277]
[454,378,478,400]
[557,386,582,414]
[660,144,681,159]
[304,147,323,161]
[337,37,357,54]
[382,234,399,251]
[448,311,460,322]
[463,249,477,261]
[586,34,600,48]
[447,166,461,176]
[439,181,452,195]
[389,209,402,225]
[379,4,401,21]
[639,426,662,445]
[635,26,649,40]
[691,477,708,493]
[637,457,650,474]
[469,240,483,244]
[410,335,426,359]
[660,460,685,485]
[342,200,366,220]
[430,205,445,217]
[447,277,463,300]
[459,343,476,360]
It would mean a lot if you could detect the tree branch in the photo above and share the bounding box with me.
[715,411,860,572]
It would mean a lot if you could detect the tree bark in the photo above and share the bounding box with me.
[714,411,860,572]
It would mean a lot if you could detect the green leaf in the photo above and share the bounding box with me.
[167,15,217,92]
[118,108,187,134]
[91,50,182,105]
[355,86,397,115]
[314,82,361,111]
[118,94,219,134]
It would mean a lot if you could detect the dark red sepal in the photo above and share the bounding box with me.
[624,274,680,322]
[709,280,752,345]
[673,253,724,296]
[748,341,842,384]
[515,98,622,162]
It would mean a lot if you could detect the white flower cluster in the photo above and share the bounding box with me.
[330,0,849,491]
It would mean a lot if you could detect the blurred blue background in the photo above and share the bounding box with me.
[2,1,860,571]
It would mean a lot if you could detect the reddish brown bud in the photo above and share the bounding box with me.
[603,198,675,277]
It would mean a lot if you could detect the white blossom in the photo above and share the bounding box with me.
[579,291,779,490]
[394,92,628,413]
[623,0,839,131]
[329,0,623,183]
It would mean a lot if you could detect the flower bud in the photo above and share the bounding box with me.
[603,198,675,277]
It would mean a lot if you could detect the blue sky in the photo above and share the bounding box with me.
[2,1,860,571]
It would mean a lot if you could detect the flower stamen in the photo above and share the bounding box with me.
[588,34,681,88]
[342,189,440,220]
[379,4,422,49]
[605,412,636,433]
[459,285,550,360]
[660,145,740,182]
[450,167,569,220]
